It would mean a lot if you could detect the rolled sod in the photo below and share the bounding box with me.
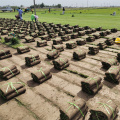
[73,50,86,60]
[53,58,69,70]
[0,82,26,100]
[0,50,12,60]
[47,49,60,59]
[81,76,103,95]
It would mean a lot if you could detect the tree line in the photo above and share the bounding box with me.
[30,3,62,8]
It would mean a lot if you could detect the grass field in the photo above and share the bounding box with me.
[0,7,120,29]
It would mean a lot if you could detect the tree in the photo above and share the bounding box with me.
[57,4,61,8]
[40,3,45,8]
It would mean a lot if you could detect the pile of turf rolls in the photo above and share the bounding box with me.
[71,33,78,39]
[76,38,86,45]
[53,38,63,45]
[52,45,64,52]
[81,76,103,95]
[31,67,52,83]
[60,97,88,120]
[25,36,35,43]
[104,65,120,84]
[66,41,77,49]
[97,42,107,50]
[92,33,100,39]
[17,46,30,54]
[41,35,51,41]
[0,65,20,80]
[53,57,69,70]
[101,58,118,69]
[111,28,117,33]
[86,36,95,42]
[37,40,47,47]
[100,31,107,36]
[0,82,26,100]
[25,54,41,66]
[73,50,86,60]
[88,46,99,55]
[0,50,12,60]
[61,35,70,41]
[105,38,114,46]
[78,31,85,36]
[117,53,120,61]
[58,31,65,36]
[90,99,118,120]
[47,49,60,59]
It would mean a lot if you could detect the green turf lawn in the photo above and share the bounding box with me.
[0,7,120,30]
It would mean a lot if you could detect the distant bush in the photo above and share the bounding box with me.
[72,14,75,17]
[10,37,20,45]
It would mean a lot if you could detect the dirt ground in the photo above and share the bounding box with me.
[0,27,120,120]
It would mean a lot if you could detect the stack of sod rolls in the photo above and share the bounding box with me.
[91,28,96,33]
[66,41,77,49]
[4,36,13,42]
[85,29,92,34]
[100,31,107,36]
[76,38,86,45]
[81,76,103,95]
[0,82,26,100]
[17,46,30,54]
[106,29,111,35]
[96,27,102,31]
[61,35,70,41]
[79,27,85,31]
[104,66,120,84]
[25,36,35,43]
[58,31,65,36]
[111,28,117,33]
[52,45,64,52]
[89,99,118,120]
[41,35,51,41]
[71,33,78,39]
[47,49,60,59]
[37,40,47,47]
[53,38,63,45]
[1,30,8,35]
[78,31,85,36]
[49,33,57,38]
[0,65,20,80]
[117,53,120,61]
[38,31,46,36]
[65,29,73,34]
[18,34,25,39]
[105,38,114,46]
[88,46,99,55]
[30,32,38,38]
[25,54,41,66]
[0,50,12,60]
[31,67,52,83]
[53,58,69,70]
[60,97,88,120]
[84,26,90,30]
[101,58,118,69]
[92,33,100,39]
[97,42,107,50]
[86,36,95,42]
[73,50,86,60]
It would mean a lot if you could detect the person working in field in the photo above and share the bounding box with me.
[31,14,38,22]
[18,8,23,20]
[63,7,65,14]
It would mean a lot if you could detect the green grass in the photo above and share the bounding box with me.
[0,7,120,29]
[0,37,24,49]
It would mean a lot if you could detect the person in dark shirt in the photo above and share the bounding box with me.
[63,7,65,14]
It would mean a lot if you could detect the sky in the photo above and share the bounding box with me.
[0,0,120,7]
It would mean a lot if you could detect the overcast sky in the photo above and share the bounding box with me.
[1,0,120,7]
